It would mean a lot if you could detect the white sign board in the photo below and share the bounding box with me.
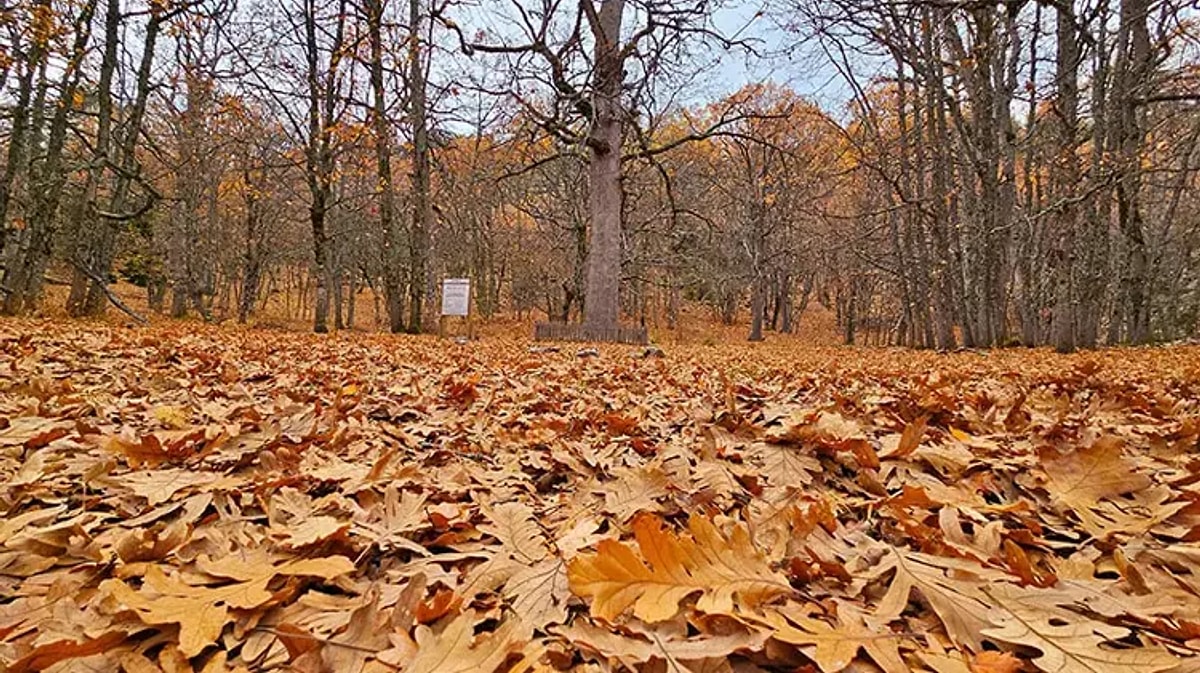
[440,278,471,317]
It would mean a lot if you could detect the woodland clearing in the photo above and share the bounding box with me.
[1,320,1200,673]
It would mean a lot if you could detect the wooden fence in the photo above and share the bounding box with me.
[534,322,649,345]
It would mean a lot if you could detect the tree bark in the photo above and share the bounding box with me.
[582,0,625,330]
[69,1,162,316]
[366,0,404,332]
[406,0,430,333]
[301,0,347,333]
[0,0,48,250]
[1113,0,1153,343]
[1051,1,1081,353]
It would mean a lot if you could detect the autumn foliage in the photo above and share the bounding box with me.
[2,320,1200,672]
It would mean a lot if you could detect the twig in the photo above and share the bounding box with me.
[67,258,150,325]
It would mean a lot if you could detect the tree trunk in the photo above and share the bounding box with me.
[0,0,48,252]
[70,2,162,317]
[749,276,765,342]
[311,199,330,333]
[301,0,346,333]
[582,0,625,330]
[367,0,404,333]
[1051,2,1081,353]
[1,0,95,314]
[406,0,430,333]
[1114,0,1153,343]
[346,270,357,329]
[332,264,344,330]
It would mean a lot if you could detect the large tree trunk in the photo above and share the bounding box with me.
[367,0,404,332]
[0,0,48,252]
[1051,2,1081,353]
[69,2,162,317]
[582,0,625,330]
[406,0,430,333]
[1113,0,1153,343]
[2,4,92,314]
[302,0,346,333]
[922,7,958,349]
[66,0,119,317]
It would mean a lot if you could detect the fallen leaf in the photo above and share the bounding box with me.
[567,513,790,623]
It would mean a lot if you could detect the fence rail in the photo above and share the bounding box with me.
[533,322,649,345]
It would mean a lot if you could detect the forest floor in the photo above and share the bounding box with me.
[36,278,847,345]
[2,319,1200,673]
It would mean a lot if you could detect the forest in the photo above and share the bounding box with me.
[0,0,1197,348]
[4,1,1200,673]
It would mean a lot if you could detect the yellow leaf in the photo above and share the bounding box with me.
[103,567,229,658]
[948,427,973,443]
[101,552,354,657]
[567,513,789,623]
[153,405,191,429]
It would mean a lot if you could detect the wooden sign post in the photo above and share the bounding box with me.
[439,278,473,339]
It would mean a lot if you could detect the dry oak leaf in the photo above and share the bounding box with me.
[567,513,790,623]
[352,485,429,555]
[101,566,231,658]
[980,583,1178,673]
[880,415,930,460]
[100,553,354,657]
[763,604,908,673]
[479,500,551,563]
[195,549,355,584]
[870,549,1005,651]
[4,631,127,673]
[507,558,571,632]
[121,469,221,505]
[405,611,523,673]
[553,619,770,666]
[280,515,349,548]
[0,417,72,449]
[1039,436,1151,508]
[596,466,671,521]
[308,587,394,673]
[479,501,572,631]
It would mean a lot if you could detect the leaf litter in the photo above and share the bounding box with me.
[2,320,1200,672]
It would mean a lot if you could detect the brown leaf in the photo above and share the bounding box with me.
[981,584,1177,673]
[6,632,127,673]
[1040,436,1151,507]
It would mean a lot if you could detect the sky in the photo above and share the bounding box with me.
[707,1,850,111]
[441,0,855,131]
